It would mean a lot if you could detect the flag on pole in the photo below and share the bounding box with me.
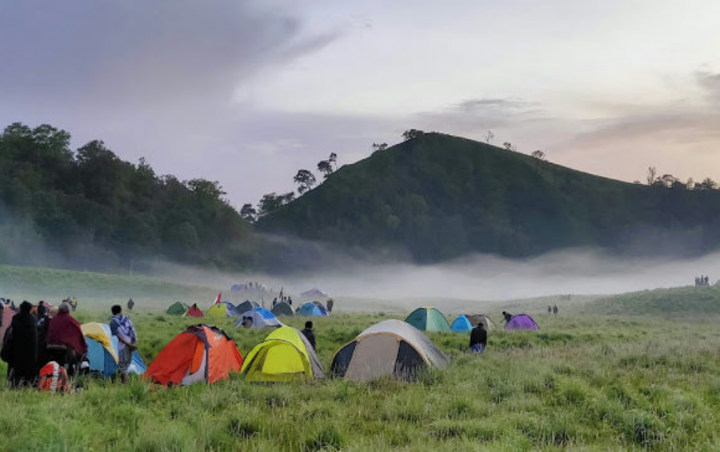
[214,292,222,305]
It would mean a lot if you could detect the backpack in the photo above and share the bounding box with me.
[38,361,71,393]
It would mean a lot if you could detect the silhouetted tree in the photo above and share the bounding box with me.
[502,142,517,151]
[647,166,657,185]
[329,152,338,169]
[240,203,257,222]
[317,160,333,178]
[372,143,388,152]
[531,150,546,160]
[293,169,317,194]
[483,130,495,144]
[696,177,718,190]
[402,129,424,141]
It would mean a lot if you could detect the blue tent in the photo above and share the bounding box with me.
[82,323,146,377]
[451,315,473,333]
[235,307,283,328]
[297,302,328,316]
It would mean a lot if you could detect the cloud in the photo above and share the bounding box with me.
[0,1,340,108]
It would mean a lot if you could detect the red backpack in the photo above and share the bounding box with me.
[38,361,71,393]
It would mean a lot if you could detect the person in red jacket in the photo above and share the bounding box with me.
[46,303,87,375]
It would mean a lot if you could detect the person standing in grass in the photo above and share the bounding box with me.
[110,305,137,384]
[301,321,316,350]
[1,301,38,387]
[469,322,487,354]
[47,302,87,375]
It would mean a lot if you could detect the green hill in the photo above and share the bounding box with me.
[586,286,720,316]
[260,132,720,261]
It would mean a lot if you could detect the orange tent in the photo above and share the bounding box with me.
[184,305,204,317]
[145,325,243,386]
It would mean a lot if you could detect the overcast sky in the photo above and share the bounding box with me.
[1,0,719,208]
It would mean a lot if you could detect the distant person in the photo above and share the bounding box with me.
[705,276,710,286]
[46,302,87,376]
[547,305,552,315]
[502,311,513,323]
[469,322,487,354]
[288,297,293,306]
[301,321,316,350]
[553,305,558,315]
[36,302,51,368]
[110,305,137,384]
[272,297,278,307]
[0,301,38,387]
[127,298,135,311]
[326,298,334,313]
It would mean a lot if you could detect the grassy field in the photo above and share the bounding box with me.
[1,307,719,451]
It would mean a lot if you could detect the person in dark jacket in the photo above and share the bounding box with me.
[1,301,38,387]
[127,298,135,311]
[301,321,316,350]
[469,323,487,354]
[36,302,50,369]
[502,311,513,323]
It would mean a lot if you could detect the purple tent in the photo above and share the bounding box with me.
[505,314,539,330]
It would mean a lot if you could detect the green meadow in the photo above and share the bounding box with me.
[1,306,720,451]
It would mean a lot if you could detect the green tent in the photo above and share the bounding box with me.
[166,301,189,316]
[404,307,451,332]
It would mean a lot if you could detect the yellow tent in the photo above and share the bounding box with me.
[81,322,119,363]
[241,326,325,382]
[205,302,228,318]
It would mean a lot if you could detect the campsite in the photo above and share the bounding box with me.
[1,268,720,450]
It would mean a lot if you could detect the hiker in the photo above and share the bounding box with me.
[301,321,316,350]
[110,305,138,383]
[547,305,552,314]
[502,311,513,323]
[326,298,334,313]
[288,297,293,306]
[272,297,278,307]
[553,305,558,315]
[68,297,78,311]
[46,302,87,376]
[127,298,135,311]
[469,322,487,354]
[36,302,51,368]
[0,301,38,387]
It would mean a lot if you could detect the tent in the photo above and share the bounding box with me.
[300,288,328,299]
[81,322,146,377]
[185,305,204,317]
[206,301,238,318]
[235,300,260,313]
[145,324,243,386]
[467,314,495,332]
[450,315,473,333]
[451,314,496,333]
[166,302,189,316]
[297,301,328,316]
[235,308,283,329]
[330,319,449,382]
[0,306,17,343]
[404,307,451,332]
[271,301,294,317]
[241,326,325,382]
[505,314,539,330]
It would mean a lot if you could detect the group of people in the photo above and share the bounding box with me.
[546,305,559,315]
[0,301,137,388]
[694,275,712,286]
[272,296,293,306]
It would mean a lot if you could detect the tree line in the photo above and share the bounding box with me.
[0,123,255,270]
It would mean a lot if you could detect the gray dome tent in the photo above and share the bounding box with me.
[271,301,294,316]
[235,300,259,313]
[330,319,449,382]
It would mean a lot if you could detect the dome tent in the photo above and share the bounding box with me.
[145,325,243,386]
[241,326,325,382]
[166,302,189,316]
[450,315,473,333]
[235,308,283,329]
[505,314,539,330]
[404,307,451,332]
[271,301,294,316]
[82,322,146,377]
[297,301,328,316]
[330,319,449,382]
[206,301,238,318]
[184,304,204,318]
[235,300,260,313]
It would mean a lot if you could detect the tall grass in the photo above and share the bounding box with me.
[1,313,719,450]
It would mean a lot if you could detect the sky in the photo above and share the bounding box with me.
[1,0,719,208]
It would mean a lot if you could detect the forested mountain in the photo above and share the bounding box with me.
[0,123,256,270]
[260,133,720,262]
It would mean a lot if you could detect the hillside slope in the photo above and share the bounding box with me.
[260,133,720,261]
[586,286,720,316]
